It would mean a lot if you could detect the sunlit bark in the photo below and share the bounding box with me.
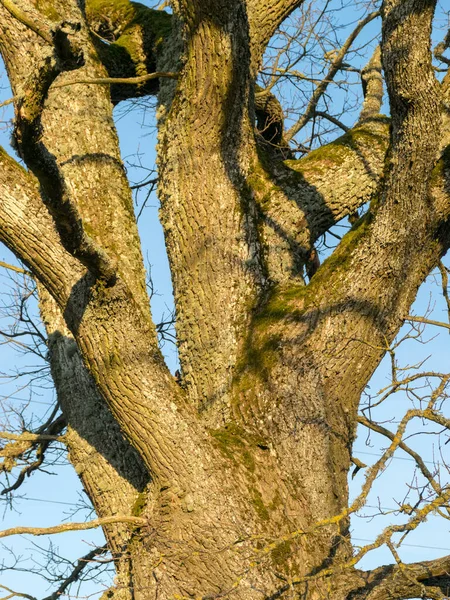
[0,0,449,598]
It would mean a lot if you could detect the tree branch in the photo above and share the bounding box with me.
[0,260,30,276]
[357,414,448,511]
[359,45,383,123]
[0,71,179,111]
[37,286,151,560]
[1,415,67,495]
[53,70,178,88]
[0,0,52,43]
[246,0,304,63]
[41,545,108,600]
[0,431,63,444]
[285,10,381,141]
[248,116,390,284]
[0,585,36,600]
[406,315,450,331]
[361,554,450,600]
[85,0,172,103]
[0,516,146,540]
[0,149,84,302]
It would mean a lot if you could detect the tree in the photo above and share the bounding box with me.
[0,0,449,598]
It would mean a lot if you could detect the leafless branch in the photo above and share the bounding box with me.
[0,0,52,43]
[0,584,36,600]
[1,413,66,495]
[0,516,146,540]
[406,315,450,332]
[41,545,108,600]
[285,10,381,141]
[0,262,30,276]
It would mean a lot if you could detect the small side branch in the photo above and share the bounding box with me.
[0,516,146,540]
[358,414,448,508]
[1,415,67,495]
[313,110,349,132]
[52,70,178,89]
[0,261,30,276]
[0,431,63,443]
[0,72,179,111]
[42,545,108,600]
[434,29,450,66]
[406,315,450,331]
[0,585,36,600]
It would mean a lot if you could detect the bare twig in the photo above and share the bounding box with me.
[1,414,66,495]
[285,10,380,141]
[406,315,450,331]
[0,73,178,112]
[0,584,36,600]
[0,516,146,539]
[0,431,63,443]
[313,110,349,132]
[358,414,448,510]
[52,71,178,89]
[42,545,108,600]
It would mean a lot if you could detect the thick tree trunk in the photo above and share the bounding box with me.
[0,0,450,598]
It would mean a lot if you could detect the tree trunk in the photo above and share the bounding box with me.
[0,0,450,598]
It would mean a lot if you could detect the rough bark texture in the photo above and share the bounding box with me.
[0,0,450,598]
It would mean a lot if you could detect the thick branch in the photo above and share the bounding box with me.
[246,0,304,68]
[85,0,172,103]
[359,46,383,123]
[361,555,450,600]
[0,0,52,43]
[248,116,390,284]
[255,84,288,147]
[0,149,84,301]
[0,4,188,484]
[38,286,151,561]
[227,1,449,543]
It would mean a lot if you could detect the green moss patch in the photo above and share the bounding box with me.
[209,423,268,473]
[131,490,147,516]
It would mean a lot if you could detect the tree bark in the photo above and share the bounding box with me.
[0,0,450,598]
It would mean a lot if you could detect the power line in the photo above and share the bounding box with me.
[354,449,444,467]
[0,395,53,406]
[353,537,450,552]
[8,496,79,507]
